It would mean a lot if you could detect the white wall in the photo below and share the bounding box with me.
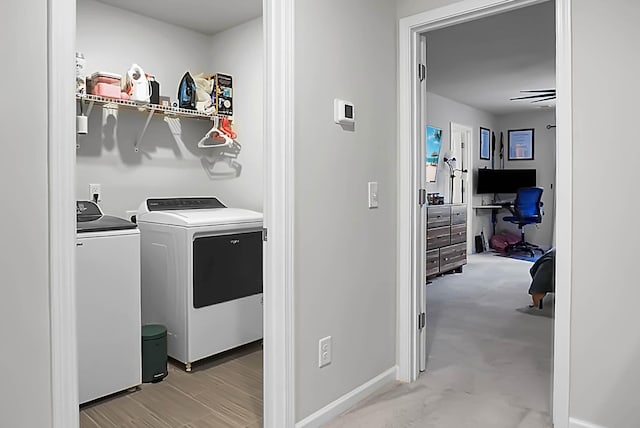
[495,109,556,247]
[76,0,263,218]
[294,0,398,421]
[0,0,53,427]
[569,1,640,427]
[208,17,264,211]
[397,0,462,19]
[426,92,498,242]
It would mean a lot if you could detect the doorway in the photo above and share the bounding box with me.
[75,1,265,426]
[397,1,573,427]
[48,0,295,427]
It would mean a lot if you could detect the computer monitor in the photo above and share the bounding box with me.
[476,168,536,194]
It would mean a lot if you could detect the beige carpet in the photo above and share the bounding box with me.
[326,254,553,428]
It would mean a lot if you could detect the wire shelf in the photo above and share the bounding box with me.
[76,93,220,120]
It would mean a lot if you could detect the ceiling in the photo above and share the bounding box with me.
[426,1,555,115]
[96,0,262,35]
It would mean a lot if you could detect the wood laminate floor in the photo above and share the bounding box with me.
[80,341,263,428]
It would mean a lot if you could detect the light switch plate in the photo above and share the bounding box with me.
[368,182,378,208]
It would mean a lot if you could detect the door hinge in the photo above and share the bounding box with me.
[262,227,268,242]
[418,188,426,206]
[418,312,426,330]
[418,64,426,82]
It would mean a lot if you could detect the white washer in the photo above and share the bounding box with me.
[76,201,141,404]
[136,197,263,371]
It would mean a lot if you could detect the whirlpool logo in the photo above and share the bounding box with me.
[230,239,240,245]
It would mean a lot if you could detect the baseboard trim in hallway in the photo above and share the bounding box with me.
[569,418,607,428]
[295,366,398,428]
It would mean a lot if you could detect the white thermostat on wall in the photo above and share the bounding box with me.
[334,99,355,125]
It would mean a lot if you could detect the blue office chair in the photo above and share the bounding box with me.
[502,187,544,257]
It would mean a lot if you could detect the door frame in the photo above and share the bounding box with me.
[397,1,573,428]
[48,0,297,427]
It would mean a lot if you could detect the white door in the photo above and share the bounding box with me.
[449,123,471,204]
[450,122,474,254]
[417,34,428,373]
[450,127,463,204]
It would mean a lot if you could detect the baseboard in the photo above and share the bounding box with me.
[569,417,607,428]
[295,366,398,428]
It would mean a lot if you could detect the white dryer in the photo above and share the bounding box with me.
[136,197,263,371]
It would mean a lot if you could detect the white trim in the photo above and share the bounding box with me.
[397,1,572,427]
[396,10,415,383]
[569,418,606,428]
[263,0,296,427]
[295,367,398,428]
[49,0,79,427]
[553,1,573,428]
[48,1,296,428]
[400,0,544,30]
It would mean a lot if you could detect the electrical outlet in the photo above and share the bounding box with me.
[318,336,332,368]
[368,182,378,208]
[89,184,101,202]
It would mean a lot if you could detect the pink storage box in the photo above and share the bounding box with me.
[91,82,121,99]
[87,71,122,98]
[90,71,121,85]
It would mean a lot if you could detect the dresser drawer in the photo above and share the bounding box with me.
[439,243,467,273]
[427,226,450,249]
[450,223,466,245]
[426,249,440,277]
[427,206,451,228]
[451,205,467,225]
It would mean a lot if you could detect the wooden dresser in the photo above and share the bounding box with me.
[426,204,467,277]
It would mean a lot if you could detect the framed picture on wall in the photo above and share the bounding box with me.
[508,128,534,160]
[480,127,491,160]
[425,125,443,183]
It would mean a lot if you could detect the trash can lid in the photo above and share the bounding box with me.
[142,324,167,340]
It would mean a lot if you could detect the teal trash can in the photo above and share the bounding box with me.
[142,324,168,383]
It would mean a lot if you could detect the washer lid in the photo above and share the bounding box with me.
[138,207,263,227]
[76,200,137,233]
[137,197,262,227]
[77,215,138,233]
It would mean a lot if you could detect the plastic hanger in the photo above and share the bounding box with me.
[197,127,233,148]
[197,117,234,148]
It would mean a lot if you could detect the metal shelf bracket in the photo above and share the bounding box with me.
[134,109,156,152]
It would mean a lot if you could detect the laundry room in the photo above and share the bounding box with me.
[74,0,265,426]
[75,0,263,218]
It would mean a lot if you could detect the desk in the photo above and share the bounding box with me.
[472,205,503,209]
[473,203,514,235]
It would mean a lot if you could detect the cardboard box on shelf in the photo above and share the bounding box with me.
[214,73,233,116]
